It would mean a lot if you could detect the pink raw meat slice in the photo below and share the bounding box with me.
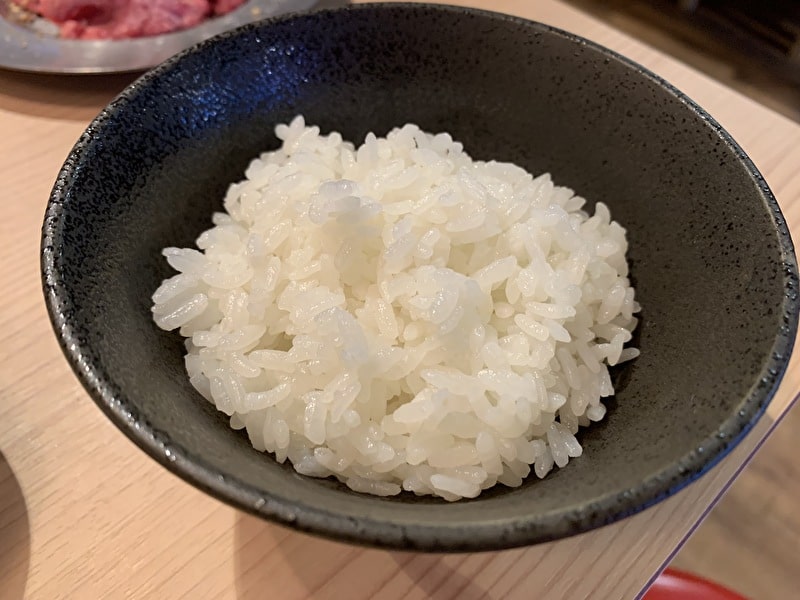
[11,0,247,39]
[25,0,115,23]
[213,0,245,15]
[61,0,210,39]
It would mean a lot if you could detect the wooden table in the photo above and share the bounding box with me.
[2,1,798,598]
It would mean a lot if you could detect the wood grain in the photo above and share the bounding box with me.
[671,404,800,599]
[1,1,799,599]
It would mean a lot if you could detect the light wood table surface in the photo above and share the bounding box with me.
[2,1,799,598]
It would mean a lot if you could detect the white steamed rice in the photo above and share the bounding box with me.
[151,116,640,501]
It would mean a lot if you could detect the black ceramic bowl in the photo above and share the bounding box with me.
[42,3,798,551]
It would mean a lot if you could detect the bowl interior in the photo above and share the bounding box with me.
[43,4,797,550]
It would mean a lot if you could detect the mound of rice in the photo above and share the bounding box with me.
[152,116,639,501]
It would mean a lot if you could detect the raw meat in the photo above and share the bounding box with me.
[11,0,246,39]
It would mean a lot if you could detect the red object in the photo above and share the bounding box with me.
[644,569,750,600]
[11,0,246,39]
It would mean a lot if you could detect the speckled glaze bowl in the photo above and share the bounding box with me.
[42,3,798,551]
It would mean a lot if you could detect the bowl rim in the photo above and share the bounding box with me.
[41,2,799,552]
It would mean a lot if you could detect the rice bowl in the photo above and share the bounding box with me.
[42,4,798,550]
